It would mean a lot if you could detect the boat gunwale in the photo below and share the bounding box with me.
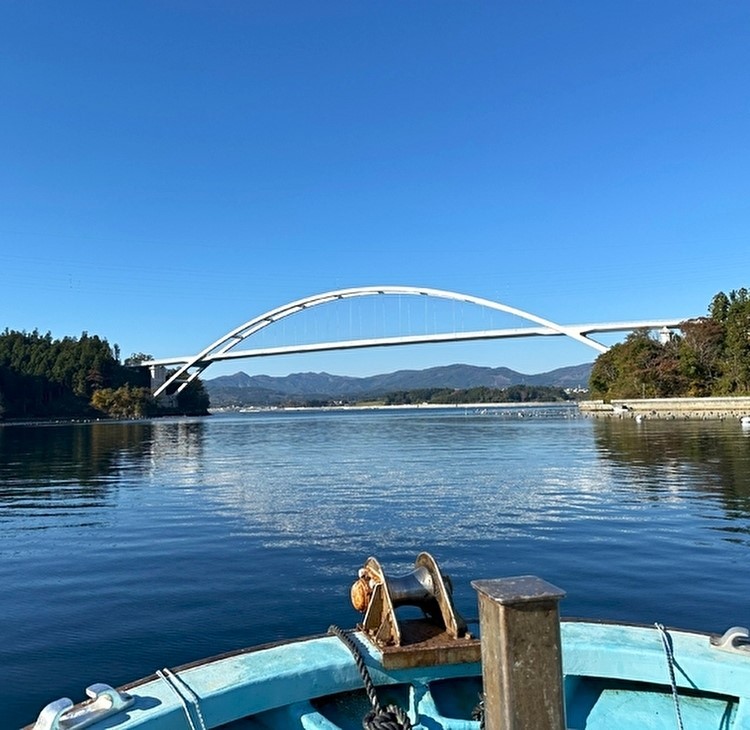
[24,619,750,729]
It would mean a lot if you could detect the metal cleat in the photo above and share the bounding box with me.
[710,626,750,653]
[33,683,134,730]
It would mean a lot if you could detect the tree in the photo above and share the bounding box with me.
[709,291,730,322]
[589,287,750,399]
[0,332,207,420]
[0,330,156,418]
[678,317,725,396]
[716,288,750,394]
[175,379,211,415]
[125,353,153,366]
[91,385,155,419]
[589,330,683,400]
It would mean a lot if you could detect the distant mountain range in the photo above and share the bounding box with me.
[204,362,593,407]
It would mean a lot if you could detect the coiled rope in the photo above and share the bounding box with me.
[655,622,685,730]
[471,693,485,729]
[328,625,413,730]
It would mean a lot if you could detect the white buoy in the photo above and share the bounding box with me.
[741,415,750,428]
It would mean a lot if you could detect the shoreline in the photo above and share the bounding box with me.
[7,397,750,422]
[0,411,211,427]
[212,401,576,414]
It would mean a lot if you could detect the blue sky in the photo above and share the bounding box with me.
[2,2,749,379]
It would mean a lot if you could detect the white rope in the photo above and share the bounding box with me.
[156,668,207,730]
[655,623,685,730]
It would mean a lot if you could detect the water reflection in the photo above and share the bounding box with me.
[187,413,618,569]
[6,411,750,729]
[149,420,206,474]
[592,418,750,512]
[0,419,207,524]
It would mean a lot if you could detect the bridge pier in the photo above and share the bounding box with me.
[658,326,674,344]
[149,364,167,395]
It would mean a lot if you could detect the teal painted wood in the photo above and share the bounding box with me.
[562,621,750,729]
[25,622,750,729]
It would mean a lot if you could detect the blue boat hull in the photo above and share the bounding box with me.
[26,619,750,729]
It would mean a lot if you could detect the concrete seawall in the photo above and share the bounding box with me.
[579,397,750,420]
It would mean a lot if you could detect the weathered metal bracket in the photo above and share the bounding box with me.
[33,683,134,730]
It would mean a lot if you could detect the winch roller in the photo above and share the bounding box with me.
[350,552,469,648]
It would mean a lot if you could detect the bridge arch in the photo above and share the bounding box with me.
[153,285,610,397]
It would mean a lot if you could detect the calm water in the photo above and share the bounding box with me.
[4,407,750,727]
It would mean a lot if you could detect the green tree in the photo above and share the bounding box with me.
[589,287,750,399]
[91,384,155,419]
[709,291,730,322]
[716,289,750,394]
[175,379,210,415]
[0,331,156,419]
[678,317,725,396]
[125,353,153,366]
[589,329,683,400]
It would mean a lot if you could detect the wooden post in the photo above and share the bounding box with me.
[471,576,566,730]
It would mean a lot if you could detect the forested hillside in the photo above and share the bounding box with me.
[0,329,208,420]
[381,384,573,406]
[205,363,592,407]
[590,288,750,399]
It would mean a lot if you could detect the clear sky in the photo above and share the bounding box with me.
[2,2,749,379]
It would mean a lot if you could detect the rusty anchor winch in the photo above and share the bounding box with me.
[350,552,480,668]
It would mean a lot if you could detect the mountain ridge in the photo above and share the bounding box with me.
[204,362,592,407]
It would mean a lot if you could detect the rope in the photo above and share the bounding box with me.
[156,668,207,730]
[328,625,413,730]
[655,623,685,730]
[471,693,485,729]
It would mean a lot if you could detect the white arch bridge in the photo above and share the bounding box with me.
[144,285,689,397]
